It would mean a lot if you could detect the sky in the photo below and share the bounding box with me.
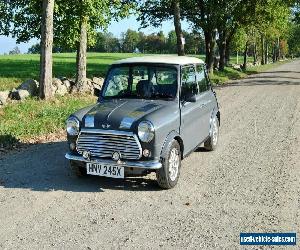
[0,15,190,55]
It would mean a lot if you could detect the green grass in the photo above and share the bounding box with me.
[210,60,290,85]
[0,53,141,91]
[0,94,96,147]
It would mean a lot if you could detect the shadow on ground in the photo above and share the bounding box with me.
[0,141,160,192]
[216,71,300,88]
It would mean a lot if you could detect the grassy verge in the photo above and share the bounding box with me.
[0,95,96,148]
[210,60,290,85]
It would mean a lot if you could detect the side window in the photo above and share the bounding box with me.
[196,64,209,93]
[181,66,198,98]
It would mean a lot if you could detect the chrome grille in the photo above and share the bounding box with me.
[76,129,142,160]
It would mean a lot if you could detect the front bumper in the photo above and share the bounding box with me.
[65,152,162,170]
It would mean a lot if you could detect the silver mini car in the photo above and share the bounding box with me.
[65,56,220,189]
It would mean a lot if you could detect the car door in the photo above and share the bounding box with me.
[180,65,208,154]
[195,64,215,138]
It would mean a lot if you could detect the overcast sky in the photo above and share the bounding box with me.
[0,15,191,54]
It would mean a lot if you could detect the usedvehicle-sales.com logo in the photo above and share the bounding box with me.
[240,233,296,246]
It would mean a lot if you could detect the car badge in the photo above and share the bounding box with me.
[102,123,111,129]
[112,152,121,161]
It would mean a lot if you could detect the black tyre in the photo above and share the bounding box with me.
[156,140,181,189]
[70,160,87,177]
[204,115,219,151]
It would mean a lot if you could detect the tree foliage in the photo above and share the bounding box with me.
[137,0,185,55]
[288,24,300,56]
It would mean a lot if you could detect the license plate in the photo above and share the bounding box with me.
[86,163,124,179]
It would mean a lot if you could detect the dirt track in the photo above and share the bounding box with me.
[0,60,299,249]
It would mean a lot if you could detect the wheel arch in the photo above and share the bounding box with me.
[209,108,220,136]
[216,110,220,126]
[160,131,184,160]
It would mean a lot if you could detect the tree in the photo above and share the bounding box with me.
[288,24,300,56]
[166,31,177,53]
[138,0,185,56]
[28,43,41,54]
[0,0,54,99]
[55,0,133,87]
[122,29,141,52]
[184,31,205,54]
[253,0,291,64]
[172,0,184,55]
[9,46,21,55]
[0,0,134,92]
[39,0,54,100]
[183,0,258,72]
[89,32,121,52]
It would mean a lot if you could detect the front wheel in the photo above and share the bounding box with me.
[156,140,181,189]
[204,115,219,151]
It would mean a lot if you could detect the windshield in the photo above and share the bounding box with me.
[102,65,178,100]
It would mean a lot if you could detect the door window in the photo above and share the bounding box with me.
[181,66,198,98]
[196,64,209,93]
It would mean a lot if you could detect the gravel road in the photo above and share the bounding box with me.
[0,60,299,249]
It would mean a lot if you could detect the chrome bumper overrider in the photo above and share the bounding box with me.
[65,153,162,169]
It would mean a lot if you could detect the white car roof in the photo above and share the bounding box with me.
[112,55,205,66]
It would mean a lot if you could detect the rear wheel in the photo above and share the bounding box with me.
[70,160,87,177]
[156,140,181,189]
[204,115,219,151]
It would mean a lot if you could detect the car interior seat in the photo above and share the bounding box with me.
[136,80,153,98]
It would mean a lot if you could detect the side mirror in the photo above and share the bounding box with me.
[185,94,197,103]
[94,87,101,97]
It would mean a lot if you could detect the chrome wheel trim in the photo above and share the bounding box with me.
[168,147,180,182]
[212,118,219,146]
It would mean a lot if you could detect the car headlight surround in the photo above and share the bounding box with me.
[138,121,155,142]
[66,116,80,136]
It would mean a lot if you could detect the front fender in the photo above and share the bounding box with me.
[160,130,183,159]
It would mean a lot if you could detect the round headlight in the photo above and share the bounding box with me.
[66,117,80,136]
[138,121,154,142]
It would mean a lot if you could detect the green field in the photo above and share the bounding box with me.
[0,52,254,91]
[0,53,140,91]
[0,53,288,147]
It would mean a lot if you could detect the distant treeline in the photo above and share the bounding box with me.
[28,29,206,55]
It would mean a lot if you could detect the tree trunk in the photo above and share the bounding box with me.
[76,17,88,87]
[253,42,257,65]
[217,30,226,71]
[173,0,184,56]
[261,35,265,65]
[265,40,268,64]
[243,41,249,70]
[272,42,276,63]
[218,35,226,71]
[277,37,281,60]
[39,0,54,100]
[204,31,216,73]
[225,42,231,66]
